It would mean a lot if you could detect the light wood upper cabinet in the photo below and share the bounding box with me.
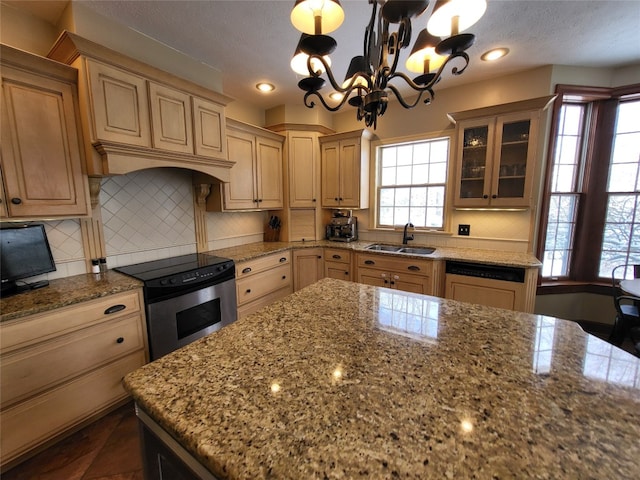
[288,131,319,207]
[0,44,90,219]
[320,129,372,209]
[148,81,193,154]
[85,59,151,147]
[208,119,284,211]
[48,32,233,181]
[193,96,227,159]
[449,96,555,208]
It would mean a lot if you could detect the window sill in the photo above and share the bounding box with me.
[537,281,612,296]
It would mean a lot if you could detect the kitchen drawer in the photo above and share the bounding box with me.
[237,285,293,319]
[356,253,432,275]
[0,351,145,467]
[1,314,145,408]
[236,251,291,279]
[324,248,351,264]
[236,263,292,307]
[0,290,143,352]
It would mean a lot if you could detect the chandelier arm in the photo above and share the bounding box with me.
[303,87,367,112]
[385,84,427,109]
[307,54,372,93]
[363,0,378,65]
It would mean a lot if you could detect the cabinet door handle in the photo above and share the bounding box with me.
[116,337,124,344]
[282,275,286,280]
[334,197,339,201]
[104,304,126,315]
[483,194,489,199]
[492,194,497,199]
[246,289,251,293]
[279,257,287,263]
[312,198,317,202]
[344,271,349,275]
[242,267,252,274]
[408,265,420,271]
[258,199,263,203]
[364,260,375,265]
[317,255,322,259]
[339,197,343,201]
[10,198,22,205]
[332,254,342,259]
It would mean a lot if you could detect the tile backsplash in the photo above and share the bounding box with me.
[29,168,265,280]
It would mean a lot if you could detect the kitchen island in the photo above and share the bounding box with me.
[123,278,639,479]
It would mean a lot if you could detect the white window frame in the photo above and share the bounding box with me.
[372,133,452,231]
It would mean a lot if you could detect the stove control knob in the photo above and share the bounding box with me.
[160,279,168,286]
[170,278,177,284]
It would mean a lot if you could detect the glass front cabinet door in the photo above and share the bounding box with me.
[454,111,538,207]
[450,96,556,208]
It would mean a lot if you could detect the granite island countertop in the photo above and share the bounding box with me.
[123,278,640,479]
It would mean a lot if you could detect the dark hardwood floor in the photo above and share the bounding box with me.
[2,402,142,480]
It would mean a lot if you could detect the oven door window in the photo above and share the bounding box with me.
[175,298,222,340]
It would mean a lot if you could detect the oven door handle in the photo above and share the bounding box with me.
[104,304,127,315]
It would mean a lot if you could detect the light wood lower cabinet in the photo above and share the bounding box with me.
[444,263,538,312]
[356,253,434,295]
[0,289,148,469]
[236,252,292,319]
[293,248,324,291]
[324,248,352,282]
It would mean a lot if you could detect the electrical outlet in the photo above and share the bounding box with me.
[458,224,470,236]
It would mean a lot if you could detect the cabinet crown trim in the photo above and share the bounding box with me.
[447,95,556,124]
[48,31,233,105]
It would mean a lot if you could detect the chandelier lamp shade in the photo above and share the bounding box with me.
[289,0,487,128]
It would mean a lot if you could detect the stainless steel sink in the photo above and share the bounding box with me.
[365,244,403,252]
[364,244,436,255]
[398,247,436,255]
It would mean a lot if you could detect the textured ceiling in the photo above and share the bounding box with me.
[8,0,640,110]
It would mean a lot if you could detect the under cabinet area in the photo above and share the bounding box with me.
[449,96,554,208]
[208,120,284,211]
[320,129,372,209]
[0,44,90,219]
[324,248,352,282]
[356,253,434,295]
[235,252,292,318]
[0,289,148,469]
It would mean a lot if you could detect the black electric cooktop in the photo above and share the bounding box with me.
[114,253,234,283]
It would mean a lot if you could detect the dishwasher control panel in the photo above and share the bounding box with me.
[445,261,525,283]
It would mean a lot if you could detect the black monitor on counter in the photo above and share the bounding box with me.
[0,224,56,297]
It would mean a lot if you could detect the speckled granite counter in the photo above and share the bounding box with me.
[208,240,543,268]
[0,271,142,322]
[123,278,640,479]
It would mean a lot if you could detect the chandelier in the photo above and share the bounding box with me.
[290,0,487,128]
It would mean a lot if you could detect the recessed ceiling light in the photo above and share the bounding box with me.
[256,82,275,93]
[481,48,509,61]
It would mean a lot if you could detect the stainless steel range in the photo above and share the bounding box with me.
[115,253,236,361]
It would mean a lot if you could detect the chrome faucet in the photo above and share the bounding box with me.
[402,222,414,245]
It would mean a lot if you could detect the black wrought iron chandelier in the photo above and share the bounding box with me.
[290,0,487,128]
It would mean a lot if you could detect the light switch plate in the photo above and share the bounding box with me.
[458,224,470,236]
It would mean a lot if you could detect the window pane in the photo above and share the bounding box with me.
[616,101,640,133]
[376,137,449,229]
[608,164,638,192]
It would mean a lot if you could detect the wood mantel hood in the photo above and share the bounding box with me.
[48,31,234,183]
